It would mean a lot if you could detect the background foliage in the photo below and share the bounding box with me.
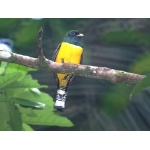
[0,18,150,131]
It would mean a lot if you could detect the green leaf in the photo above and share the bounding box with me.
[17,74,47,88]
[3,74,47,89]
[12,98,46,109]
[0,61,72,129]
[5,63,36,74]
[8,102,22,131]
[102,84,132,115]
[30,88,41,95]
[0,62,8,75]
[5,87,73,127]
[0,73,22,89]
[19,106,73,127]
[6,88,53,106]
[0,94,22,131]
[130,75,150,99]
[16,91,73,127]
[22,123,34,131]
[0,98,11,130]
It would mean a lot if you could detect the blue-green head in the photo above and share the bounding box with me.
[63,30,84,48]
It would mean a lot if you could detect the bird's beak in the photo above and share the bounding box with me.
[77,33,84,37]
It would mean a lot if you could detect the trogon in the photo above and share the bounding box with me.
[52,30,84,111]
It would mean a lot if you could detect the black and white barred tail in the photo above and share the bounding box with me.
[54,88,67,111]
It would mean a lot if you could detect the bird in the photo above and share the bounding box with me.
[52,30,84,111]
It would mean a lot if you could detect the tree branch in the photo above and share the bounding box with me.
[0,49,145,86]
[0,29,145,86]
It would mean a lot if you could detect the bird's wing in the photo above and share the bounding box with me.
[52,43,61,61]
[52,44,61,82]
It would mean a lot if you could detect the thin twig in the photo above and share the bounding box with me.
[37,27,45,61]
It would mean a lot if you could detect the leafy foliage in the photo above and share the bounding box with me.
[100,30,150,46]
[129,53,150,74]
[0,63,73,131]
[101,31,150,115]
[102,83,133,115]
[130,75,150,99]
[129,53,150,98]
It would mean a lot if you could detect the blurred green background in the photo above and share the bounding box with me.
[1,18,150,131]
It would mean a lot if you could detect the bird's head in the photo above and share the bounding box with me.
[63,30,84,48]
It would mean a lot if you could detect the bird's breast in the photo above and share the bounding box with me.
[55,42,83,64]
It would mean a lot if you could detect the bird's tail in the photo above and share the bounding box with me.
[54,88,67,111]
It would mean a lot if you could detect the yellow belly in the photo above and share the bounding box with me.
[55,42,83,87]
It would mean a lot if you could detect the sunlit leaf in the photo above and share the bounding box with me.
[6,88,54,106]
[3,74,47,89]
[30,88,41,95]
[22,123,34,131]
[5,63,36,74]
[0,73,22,89]
[16,91,73,127]
[19,106,73,127]
[0,62,8,75]
[12,98,46,109]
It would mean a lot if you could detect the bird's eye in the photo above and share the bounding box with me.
[70,32,75,35]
